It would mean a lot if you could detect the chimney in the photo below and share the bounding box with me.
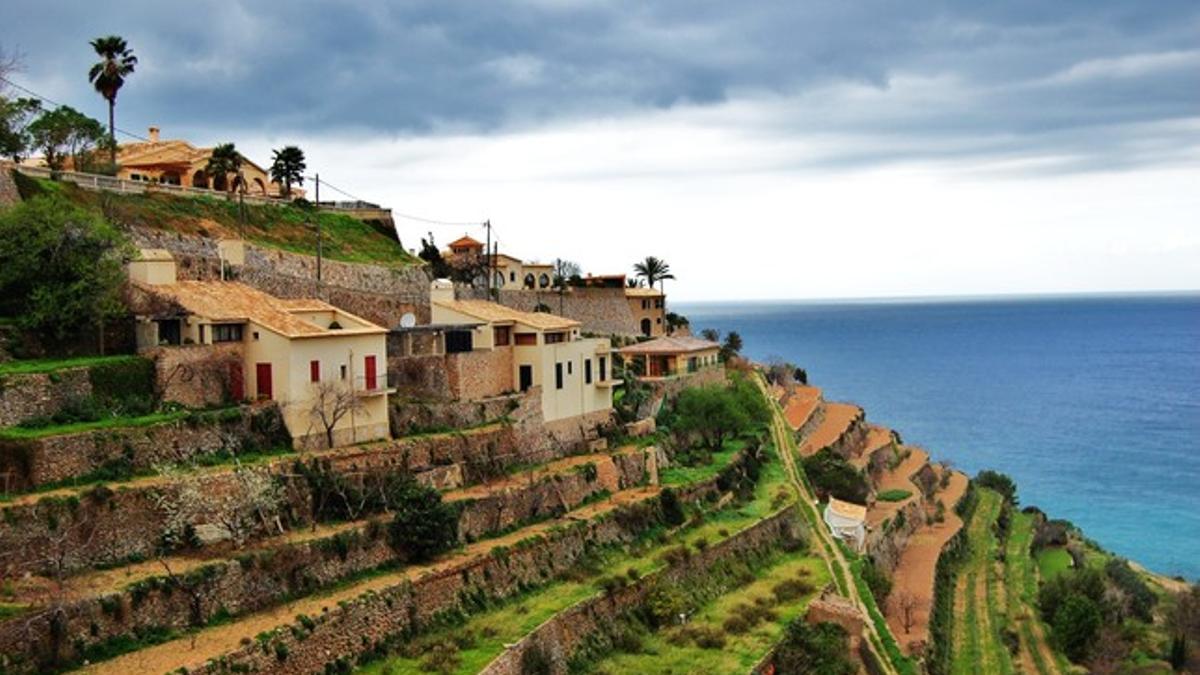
[148,126,160,143]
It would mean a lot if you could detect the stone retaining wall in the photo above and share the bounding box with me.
[0,368,93,428]
[481,506,802,675]
[127,227,431,329]
[145,343,244,408]
[389,392,523,437]
[0,166,19,207]
[0,404,288,492]
[829,408,869,460]
[498,287,642,337]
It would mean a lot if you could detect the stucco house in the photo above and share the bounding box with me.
[112,126,293,196]
[126,249,390,449]
[618,335,721,380]
[626,286,667,337]
[824,497,868,552]
[413,280,616,423]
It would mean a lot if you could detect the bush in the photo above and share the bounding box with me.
[773,620,855,675]
[1052,594,1102,662]
[1104,558,1157,622]
[975,470,1019,505]
[876,489,912,502]
[672,376,769,451]
[860,558,893,607]
[385,477,459,563]
[659,488,685,527]
[772,578,815,603]
[802,449,870,503]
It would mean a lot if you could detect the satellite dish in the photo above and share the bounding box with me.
[400,313,417,328]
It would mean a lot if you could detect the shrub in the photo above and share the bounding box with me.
[802,449,870,503]
[385,477,459,563]
[520,644,552,675]
[1052,594,1102,662]
[691,625,726,649]
[1104,558,1157,622]
[722,614,751,634]
[975,470,1019,505]
[773,620,855,675]
[772,578,815,603]
[876,489,912,502]
[659,488,685,527]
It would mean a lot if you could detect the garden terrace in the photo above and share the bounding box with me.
[11,173,419,268]
[884,467,967,655]
[782,385,822,432]
[0,355,156,430]
[866,447,928,529]
[1005,509,1064,675]
[798,401,865,458]
[948,487,1014,672]
[851,424,898,471]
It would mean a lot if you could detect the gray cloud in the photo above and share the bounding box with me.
[3,0,1198,171]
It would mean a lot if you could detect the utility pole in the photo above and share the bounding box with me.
[315,173,322,284]
[483,219,491,295]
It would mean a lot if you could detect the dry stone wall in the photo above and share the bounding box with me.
[498,287,642,336]
[0,368,92,428]
[0,167,19,207]
[145,343,244,408]
[389,392,522,436]
[127,227,431,328]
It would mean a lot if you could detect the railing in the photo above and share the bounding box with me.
[353,373,398,396]
[7,163,392,217]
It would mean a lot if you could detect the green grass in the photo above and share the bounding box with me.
[0,354,143,377]
[22,176,420,267]
[0,602,29,620]
[1036,547,1073,581]
[845,547,918,675]
[1007,511,1056,675]
[591,554,828,674]
[658,439,745,486]
[0,410,191,440]
[951,489,1015,675]
[876,488,913,502]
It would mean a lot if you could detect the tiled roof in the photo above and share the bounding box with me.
[827,497,868,522]
[448,235,483,248]
[433,299,579,331]
[618,336,719,355]
[625,287,664,297]
[136,281,385,338]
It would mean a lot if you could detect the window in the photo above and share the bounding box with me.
[310,360,320,383]
[599,356,607,382]
[568,361,573,375]
[585,358,592,384]
[555,363,563,389]
[446,330,473,353]
[198,324,206,344]
[515,332,537,346]
[524,273,536,289]
[538,273,550,288]
[493,326,511,346]
[212,324,244,343]
[510,272,516,282]
[544,332,565,344]
[642,299,649,310]
[253,331,260,341]
[340,365,347,380]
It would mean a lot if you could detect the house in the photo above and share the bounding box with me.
[126,249,390,449]
[489,252,555,290]
[618,336,721,380]
[111,126,293,197]
[446,235,485,259]
[824,497,868,552]
[626,286,667,337]
[418,279,616,423]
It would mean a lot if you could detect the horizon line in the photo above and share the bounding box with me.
[670,288,1200,306]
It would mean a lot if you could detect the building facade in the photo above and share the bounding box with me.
[618,335,721,380]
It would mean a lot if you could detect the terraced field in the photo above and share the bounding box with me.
[951,488,1015,675]
[1005,511,1061,675]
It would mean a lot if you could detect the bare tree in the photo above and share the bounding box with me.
[153,460,283,550]
[893,591,925,634]
[307,380,366,449]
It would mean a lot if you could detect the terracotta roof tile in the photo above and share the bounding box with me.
[433,299,579,331]
[618,336,720,355]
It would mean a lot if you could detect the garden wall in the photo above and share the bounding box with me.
[144,343,244,408]
[0,368,93,428]
[0,404,288,491]
[498,287,642,337]
[389,392,523,437]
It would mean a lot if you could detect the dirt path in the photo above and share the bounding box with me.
[758,377,899,675]
[885,468,967,652]
[79,486,662,675]
[798,401,860,457]
[1006,511,1059,675]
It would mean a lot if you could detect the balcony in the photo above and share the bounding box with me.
[354,373,397,397]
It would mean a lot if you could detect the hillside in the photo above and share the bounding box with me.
[10,171,421,268]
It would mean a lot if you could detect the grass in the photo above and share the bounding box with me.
[845,546,918,675]
[590,554,828,674]
[658,439,745,486]
[0,602,29,620]
[0,409,191,440]
[0,354,143,377]
[1007,511,1057,675]
[876,488,913,502]
[951,488,1015,675]
[1036,547,1073,581]
[21,176,420,268]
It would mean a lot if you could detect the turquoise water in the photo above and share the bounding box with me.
[677,294,1200,579]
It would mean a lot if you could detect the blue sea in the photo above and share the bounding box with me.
[677,294,1200,580]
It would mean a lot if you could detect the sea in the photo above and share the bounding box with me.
[676,293,1200,580]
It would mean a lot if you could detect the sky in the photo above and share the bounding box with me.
[3,1,1198,301]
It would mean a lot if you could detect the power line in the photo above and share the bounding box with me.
[0,75,150,141]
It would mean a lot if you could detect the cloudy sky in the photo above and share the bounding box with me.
[4,1,1198,300]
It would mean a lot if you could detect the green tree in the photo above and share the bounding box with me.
[976,469,1019,505]
[699,328,720,343]
[269,145,306,197]
[721,331,744,360]
[672,377,768,452]
[0,97,41,161]
[633,255,675,291]
[1052,593,1102,662]
[773,620,856,675]
[26,105,111,172]
[0,195,130,350]
[87,35,137,166]
[205,142,243,193]
[803,448,870,503]
[386,476,459,562]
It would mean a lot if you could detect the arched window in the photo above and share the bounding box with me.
[253,177,267,195]
[494,271,505,287]
[192,171,208,189]
[524,273,536,289]
[538,273,550,288]
[212,173,228,192]
[640,318,652,336]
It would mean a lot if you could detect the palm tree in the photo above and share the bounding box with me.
[205,143,242,193]
[87,36,137,166]
[269,146,306,197]
[633,256,675,291]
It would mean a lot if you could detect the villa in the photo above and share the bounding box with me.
[125,249,391,449]
[618,335,721,380]
[110,126,292,196]
[390,280,616,424]
[626,285,667,337]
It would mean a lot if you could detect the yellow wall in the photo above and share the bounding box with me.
[514,337,613,422]
[628,294,667,337]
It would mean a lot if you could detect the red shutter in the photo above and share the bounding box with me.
[310,360,320,383]
[365,355,377,391]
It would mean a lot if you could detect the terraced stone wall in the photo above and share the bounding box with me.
[497,287,642,337]
[128,227,431,328]
[389,392,523,437]
[0,368,93,428]
[0,404,288,491]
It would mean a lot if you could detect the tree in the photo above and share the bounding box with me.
[0,97,41,161]
[552,258,580,313]
[700,328,720,343]
[1166,584,1200,671]
[773,620,856,675]
[307,380,367,449]
[205,142,243,193]
[153,461,284,550]
[26,105,111,172]
[665,312,689,334]
[975,470,1019,505]
[269,145,306,197]
[721,331,744,360]
[1052,593,1102,662]
[0,195,129,350]
[385,476,459,562]
[803,448,871,503]
[893,590,925,633]
[672,378,768,452]
[87,35,136,166]
[633,256,675,291]
[626,277,642,288]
